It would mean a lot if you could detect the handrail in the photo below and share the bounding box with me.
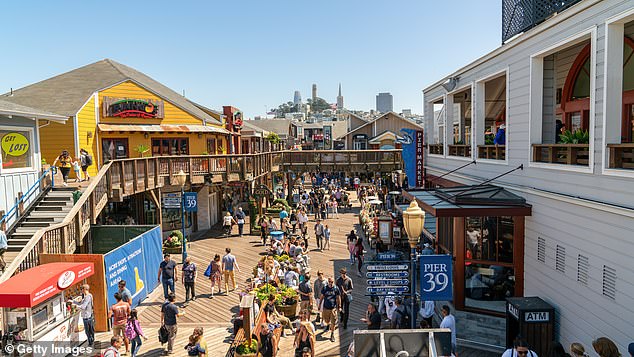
[0,162,113,283]
[0,167,53,229]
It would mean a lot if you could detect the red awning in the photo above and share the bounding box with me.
[0,262,94,308]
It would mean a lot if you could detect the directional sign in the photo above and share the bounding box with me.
[419,254,453,301]
[162,193,181,209]
[366,272,409,279]
[367,286,409,294]
[367,264,409,271]
[367,279,409,286]
[183,192,198,212]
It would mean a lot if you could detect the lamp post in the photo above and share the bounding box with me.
[402,200,425,328]
[174,170,188,262]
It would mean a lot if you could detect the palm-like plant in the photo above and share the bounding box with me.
[559,129,589,144]
[135,144,150,157]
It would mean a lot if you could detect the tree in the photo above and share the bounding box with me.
[307,97,330,112]
[273,101,299,118]
[266,132,281,145]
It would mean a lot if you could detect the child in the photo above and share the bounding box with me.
[72,158,82,182]
[323,224,331,250]
[185,334,206,356]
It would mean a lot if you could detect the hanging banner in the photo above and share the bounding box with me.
[419,254,453,301]
[399,128,424,188]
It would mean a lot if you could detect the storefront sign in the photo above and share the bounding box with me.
[400,128,423,188]
[367,264,409,271]
[1,132,29,156]
[367,286,409,294]
[233,111,243,129]
[419,254,453,301]
[162,193,181,209]
[366,260,410,296]
[508,303,519,320]
[367,279,409,286]
[57,271,76,289]
[183,192,198,212]
[366,271,409,279]
[102,96,164,119]
[416,130,424,187]
[525,311,549,322]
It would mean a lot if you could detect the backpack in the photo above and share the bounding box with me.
[124,319,137,340]
[101,347,118,357]
[158,324,169,344]
[85,154,93,166]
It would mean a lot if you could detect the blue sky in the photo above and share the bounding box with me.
[0,1,501,118]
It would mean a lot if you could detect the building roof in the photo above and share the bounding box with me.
[1,59,221,125]
[245,119,294,138]
[337,111,424,140]
[0,99,67,122]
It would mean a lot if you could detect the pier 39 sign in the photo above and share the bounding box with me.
[419,254,453,301]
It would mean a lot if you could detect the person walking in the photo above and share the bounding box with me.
[289,210,298,234]
[222,248,240,293]
[294,321,315,357]
[72,157,82,182]
[419,300,435,328]
[354,238,365,277]
[440,305,457,357]
[321,277,341,342]
[323,224,331,250]
[336,268,354,330]
[314,219,324,250]
[52,150,72,186]
[360,303,381,330]
[223,212,237,237]
[259,216,268,245]
[313,270,325,326]
[182,256,197,304]
[502,338,539,357]
[109,292,131,355]
[79,148,92,181]
[118,280,132,304]
[235,207,246,237]
[161,292,184,355]
[158,254,177,299]
[347,231,357,265]
[125,309,147,357]
[209,254,223,298]
[103,336,123,357]
[298,273,313,312]
[70,284,95,346]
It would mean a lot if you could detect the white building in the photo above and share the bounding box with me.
[422,0,634,352]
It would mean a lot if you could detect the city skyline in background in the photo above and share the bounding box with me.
[0,0,501,118]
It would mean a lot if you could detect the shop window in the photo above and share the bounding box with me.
[465,263,515,313]
[152,138,189,156]
[102,138,129,162]
[465,216,514,263]
[0,129,33,170]
[620,36,634,142]
[449,88,472,158]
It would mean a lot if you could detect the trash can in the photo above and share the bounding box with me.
[506,297,555,357]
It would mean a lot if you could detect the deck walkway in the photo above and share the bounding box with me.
[93,193,498,357]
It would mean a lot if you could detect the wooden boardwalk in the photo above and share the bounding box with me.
[94,194,498,357]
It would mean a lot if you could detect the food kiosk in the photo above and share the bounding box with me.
[0,262,94,347]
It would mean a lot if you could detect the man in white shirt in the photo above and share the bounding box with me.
[501,338,539,357]
[419,300,435,328]
[439,305,457,356]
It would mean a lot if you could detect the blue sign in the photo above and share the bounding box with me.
[375,251,402,261]
[366,271,409,279]
[367,279,409,286]
[367,286,409,294]
[183,192,198,212]
[419,254,453,301]
[104,227,163,309]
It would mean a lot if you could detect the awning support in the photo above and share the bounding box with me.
[427,160,476,185]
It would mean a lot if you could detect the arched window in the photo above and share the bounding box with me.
[621,36,634,142]
[561,44,591,133]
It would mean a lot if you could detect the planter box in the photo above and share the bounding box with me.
[163,246,183,254]
[276,301,298,318]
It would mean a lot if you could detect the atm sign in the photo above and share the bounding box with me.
[524,311,549,322]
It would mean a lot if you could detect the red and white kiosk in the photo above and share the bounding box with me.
[0,262,94,345]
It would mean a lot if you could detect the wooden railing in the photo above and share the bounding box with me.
[478,145,506,160]
[428,144,443,155]
[607,143,634,169]
[448,144,472,157]
[281,149,402,168]
[532,144,589,166]
[0,162,112,283]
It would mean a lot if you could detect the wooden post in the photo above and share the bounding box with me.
[453,217,466,310]
[548,146,556,163]
[119,161,126,195]
[60,227,68,253]
[167,157,174,186]
[132,161,139,193]
[144,159,149,190]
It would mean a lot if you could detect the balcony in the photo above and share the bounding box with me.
[478,145,506,160]
[608,143,634,169]
[532,144,589,166]
[448,144,472,158]
[502,0,583,43]
[428,144,444,155]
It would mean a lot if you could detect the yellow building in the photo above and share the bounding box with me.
[1,59,231,178]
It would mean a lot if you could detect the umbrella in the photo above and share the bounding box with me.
[369,199,383,205]
[367,196,379,200]
[388,191,401,195]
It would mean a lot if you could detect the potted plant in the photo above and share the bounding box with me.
[558,129,589,144]
[135,144,150,158]
[163,230,183,254]
[235,339,258,357]
[274,284,299,318]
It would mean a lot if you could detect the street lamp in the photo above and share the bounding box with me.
[402,200,425,328]
[174,170,188,262]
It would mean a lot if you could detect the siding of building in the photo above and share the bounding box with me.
[422,0,634,350]
[344,113,423,148]
[39,120,75,174]
[76,94,98,177]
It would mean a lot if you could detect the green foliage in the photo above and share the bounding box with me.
[253,283,298,306]
[266,132,281,145]
[485,134,494,145]
[164,230,183,247]
[273,101,299,117]
[558,129,589,144]
[307,97,331,112]
[135,144,150,157]
[271,198,290,211]
[273,254,291,264]
[253,283,277,304]
[235,339,258,355]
